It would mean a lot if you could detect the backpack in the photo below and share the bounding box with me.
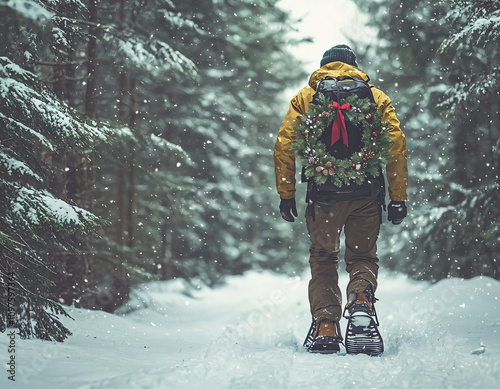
[303,76,385,206]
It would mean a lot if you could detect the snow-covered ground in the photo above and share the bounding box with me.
[2,269,500,388]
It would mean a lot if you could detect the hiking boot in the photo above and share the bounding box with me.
[303,318,343,354]
[343,284,384,356]
[348,289,373,315]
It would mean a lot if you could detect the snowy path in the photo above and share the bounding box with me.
[3,270,500,388]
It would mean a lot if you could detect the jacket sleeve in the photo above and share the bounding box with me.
[274,89,309,199]
[373,88,408,201]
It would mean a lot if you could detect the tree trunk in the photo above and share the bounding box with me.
[60,0,99,307]
[116,68,128,244]
[46,0,97,306]
[126,77,138,249]
[160,209,175,280]
[85,0,98,119]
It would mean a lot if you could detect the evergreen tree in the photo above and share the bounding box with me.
[1,0,311,334]
[69,0,202,310]
[0,55,108,340]
[351,0,499,280]
[155,0,309,281]
[88,0,309,295]
[430,0,500,278]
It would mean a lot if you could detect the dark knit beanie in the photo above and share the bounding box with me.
[320,44,358,67]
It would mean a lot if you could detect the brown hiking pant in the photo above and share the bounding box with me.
[306,199,381,323]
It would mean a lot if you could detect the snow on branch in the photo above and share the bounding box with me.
[0,148,43,182]
[3,180,99,233]
[0,57,108,149]
[150,134,191,161]
[440,12,500,52]
[0,57,36,81]
[102,32,197,78]
[439,8,500,52]
[0,0,52,23]
[157,9,203,33]
[439,68,500,109]
[0,111,54,150]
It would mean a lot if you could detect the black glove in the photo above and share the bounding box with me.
[279,198,298,222]
[387,200,407,225]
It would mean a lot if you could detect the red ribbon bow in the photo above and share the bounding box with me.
[330,102,351,146]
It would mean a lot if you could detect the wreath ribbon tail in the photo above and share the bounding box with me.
[331,102,350,147]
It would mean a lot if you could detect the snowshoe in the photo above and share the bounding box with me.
[303,318,343,354]
[343,285,384,356]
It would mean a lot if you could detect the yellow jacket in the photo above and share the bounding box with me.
[274,62,408,201]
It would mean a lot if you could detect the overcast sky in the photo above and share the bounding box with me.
[277,0,375,72]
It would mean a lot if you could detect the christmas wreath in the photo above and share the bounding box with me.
[290,93,393,187]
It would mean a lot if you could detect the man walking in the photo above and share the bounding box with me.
[274,44,408,355]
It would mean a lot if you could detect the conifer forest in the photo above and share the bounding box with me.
[1,0,499,341]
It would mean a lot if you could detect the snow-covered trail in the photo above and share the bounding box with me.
[4,270,500,388]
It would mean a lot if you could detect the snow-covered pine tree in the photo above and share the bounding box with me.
[89,0,309,291]
[351,0,499,280]
[433,0,500,278]
[439,0,500,106]
[141,0,309,282]
[1,0,119,308]
[73,0,202,309]
[0,56,108,341]
[2,0,313,325]
[2,0,202,312]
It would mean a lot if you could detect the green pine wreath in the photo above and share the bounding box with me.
[290,93,393,187]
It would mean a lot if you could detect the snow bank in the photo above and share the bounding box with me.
[1,270,499,388]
